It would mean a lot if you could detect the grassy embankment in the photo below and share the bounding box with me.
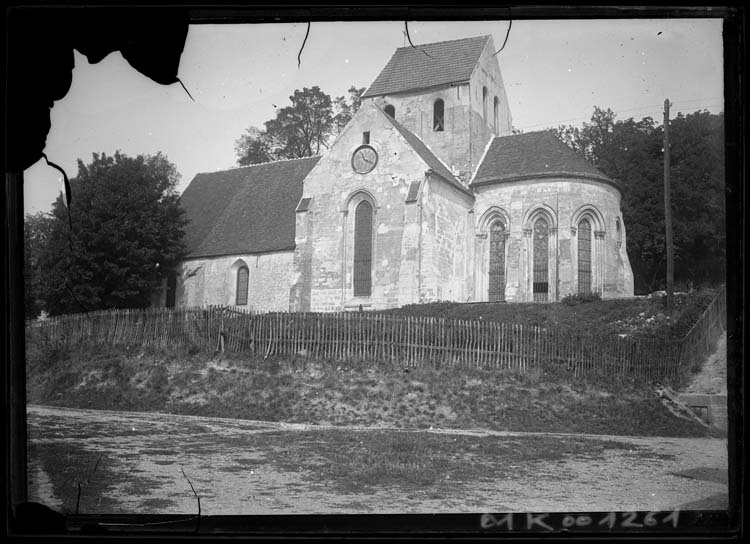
[26,289,721,438]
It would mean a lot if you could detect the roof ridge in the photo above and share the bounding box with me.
[394,34,490,51]
[197,155,322,176]
[494,129,554,139]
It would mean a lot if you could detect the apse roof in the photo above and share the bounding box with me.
[472,131,617,188]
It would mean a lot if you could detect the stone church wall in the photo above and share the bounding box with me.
[473,178,634,301]
[293,102,430,312]
[419,176,474,303]
[373,85,473,181]
[176,251,293,311]
[468,38,513,172]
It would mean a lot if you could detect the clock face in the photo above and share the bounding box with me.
[351,145,378,174]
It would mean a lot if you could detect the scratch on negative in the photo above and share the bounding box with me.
[177,78,195,101]
[493,18,513,56]
[298,22,311,69]
[405,21,433,59]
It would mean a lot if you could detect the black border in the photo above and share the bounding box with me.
[4,3,745,540]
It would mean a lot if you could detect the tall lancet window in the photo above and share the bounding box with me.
[433,99,444,132]
[578,219,592,294]
[533,218,549,302]
[488,221,506,302]
[353,200,373,297]
[236,266,249,306]
[493,96,500,133]
[482,86,488,120]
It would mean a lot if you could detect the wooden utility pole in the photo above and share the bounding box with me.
[663,99,674,314]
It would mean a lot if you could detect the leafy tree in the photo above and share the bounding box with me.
[265,86,334,159]
[333,86,366,134]
[36,151,187,315]
[234,126,274,166]
[24,212,55,319]
[554,108,725,293]
[235,85,364,166]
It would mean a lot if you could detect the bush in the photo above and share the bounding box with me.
[146,364,169,393]
[561,292,602,306]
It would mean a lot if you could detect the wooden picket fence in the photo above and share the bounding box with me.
[676,284,727,372]
[26,287,726,383]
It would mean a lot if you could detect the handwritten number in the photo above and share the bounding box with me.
[480,511,679,531]
[663,510,680,528]
[480,514,496,529]
[621,512,643,528]
[598,512,616,529]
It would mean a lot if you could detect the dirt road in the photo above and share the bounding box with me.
[26,404,728,515]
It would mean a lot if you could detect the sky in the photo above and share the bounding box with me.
[23,18,724,214]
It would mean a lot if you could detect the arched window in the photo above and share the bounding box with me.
[616,217,622,249]
[578,219,592,294]
[236,266,249,306]
[533,217,549,302]
[488,220,506,302]
[482,86,488,120]
[353,200,373,297]
[383,104,395,119]
[493,96,500,133]
[433,99,444,132]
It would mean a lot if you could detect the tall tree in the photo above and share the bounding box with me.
[333,86,366,134]
[36,151,188,315]
[554,108,724,293]
[234,126,274,167]
[235,85,364,166]
[265,86,334,158]
[24,212,55,319]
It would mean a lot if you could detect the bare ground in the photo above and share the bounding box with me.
[27,404,728,515]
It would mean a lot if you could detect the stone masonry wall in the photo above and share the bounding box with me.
[473,178,634,301]
[419,175,474,303]
[374,85,473,182]
[396,198,422,306]
[295,101,430,312]
[176,251,293,311]
[468,37,513,172]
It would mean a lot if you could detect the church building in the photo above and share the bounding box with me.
[165,35,634,312]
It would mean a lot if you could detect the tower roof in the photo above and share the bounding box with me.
[362,35,491,98]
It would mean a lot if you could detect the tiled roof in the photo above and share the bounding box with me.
[363,35,490,98]
[471,131,617,187]
[179,157,321,258]
[381,107,470,195]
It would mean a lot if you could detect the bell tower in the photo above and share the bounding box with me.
[362,35,512,183]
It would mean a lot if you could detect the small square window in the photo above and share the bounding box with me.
[362,131,370,144]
